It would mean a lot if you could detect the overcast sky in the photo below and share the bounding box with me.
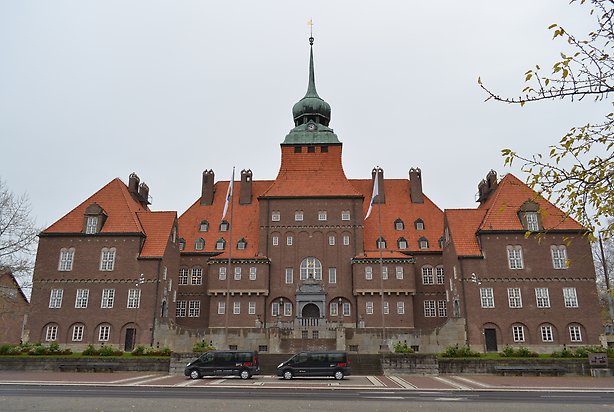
[1,0,609,231]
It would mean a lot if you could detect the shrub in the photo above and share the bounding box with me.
[393,341,414,353]
[131,345,172,356]
[500,345,538,358]
[551,346,612,358]
[82,344,122,357]
[82,344,97,356]
[193,341,216,353]
[440,344,481,358]
[131,345,146,356]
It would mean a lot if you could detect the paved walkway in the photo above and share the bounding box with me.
[1,371,613,392]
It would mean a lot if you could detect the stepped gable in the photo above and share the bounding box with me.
[137,211,177,258]
[444,209,488,257]
[44,178,147,234]
[478,174,583,232]
[178,180,273,258]
[351,178,444,254]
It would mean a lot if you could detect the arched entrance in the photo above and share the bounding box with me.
[302,303,320,318]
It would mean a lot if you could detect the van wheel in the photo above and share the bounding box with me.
[240,369,251,380]
[283,370,293,380]
[334,370,344,380]
[189,369,201,380]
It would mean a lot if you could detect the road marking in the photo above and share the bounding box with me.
[388,376,417,389]
[452,376,490,388]
[209,379,226,385]
[365,396,405,400]
[366,376,385,387]
[175,379,200,387]
[110,374,158,384]
[128,375,172,385]
[433,376,471,390]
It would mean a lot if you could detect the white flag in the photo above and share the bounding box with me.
[365,169,379,220]
[221,167,235,221]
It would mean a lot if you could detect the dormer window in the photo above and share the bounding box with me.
[179,238,185,251]
[199,220,209,232]
[526,212,539,231]
[376,237,386,249]
[237,238,247,250]
[415,219,425,230]
[418,237,429,249]
[394,219,404,230]
[397,237,408,249]
[85,216,98,234]
[215,238,226,250]
[195,238,205,250]
[83,203,106,234]
[219,220,229,232]
[519,200,541,231]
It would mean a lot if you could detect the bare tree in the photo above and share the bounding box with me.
[594,229,614,321]
[0,178,39,294]
[480,0,614,238]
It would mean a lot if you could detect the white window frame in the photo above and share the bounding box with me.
[271,302,279,317]
[272,211,280,222]
[46,325,58,341]
[49,288,63,308]
[195,238,205,250]
[395,266,404,280]
[341,210,350,221]
[284,302,292,316]
[366,301,374,315]
[507,245,524,270]
[318,210,327,221]
[215,239,225,250]
[563,287,578,308]
[507,287,522,308]
[101,288,115,309]
[398,239,407,249]
[191,267,203,285]
[526,212,539,231]
[176,300,187,317]
[383,301,389,315]
[300,257,322,280]
[272,236,279,246]
[285,268,293,284]
[535,287,550,308]
[342,302,350,316]
[127,288,141,309]
[551,245,568,269]
[330,302,339,316]
[437,300,447,317]
[419,239,428,249]
[569,325,582,342]
[75,288,89,309]
[98,325,110,342]
[219,267,227,281]
[480,287,495,308]
[512,325,525,342]
[287,235,293,246]
[329,235,335,246]
[540,325,553,342]
[422,266,434,285]
[249,267,257,281]
[58,248,75,271]
[381,266,388,280]
[397,301,405,315]
[100,248,116,271]
[365,266,373,280]
[234,267,241,280]
[343,235,350,246]
[295,210,303,221]
[72,324,84,342]
[218,301,225,315]
[328,267,337,284]
[85,216,98,234]
[436,266,445,284]
[178,268,189,285]
[189,300,201,317]
[424,300,436,317]
[248,302,256,315]
[233,301,241,315]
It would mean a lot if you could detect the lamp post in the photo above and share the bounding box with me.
[278,298,284,328]
[338,298,343,328]
[133,274,145,350]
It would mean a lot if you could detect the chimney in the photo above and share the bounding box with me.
[371,167,385,203]
[486,170,498,192]
[477,170,498,205]
[201,170,215,205]
[138,182,151,205]
[239,169,253,205]
[128,173,140,195]
[409,168,423,204]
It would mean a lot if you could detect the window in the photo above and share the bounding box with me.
[285,268,293,284]
[329,235,335,246]
[128,289,141,308]
[436,266,445,284]
[199,220,209,232]
[343,235,350,246]
[569,325,582,342]
[395,266,404,280]
[45,325,58,341]
[422,266,434,285]
[397,238,407,249]
[237,238,247,250]
[72,324,84,342]
[376,237,386,249]
[330,302,339,316]
[526,212,539,231]
[189,300,201,317]
[540,325,554,342]
[195,238,205,250]
[366,301,374,315]
[341,210,350,221]
[394,219,404,230]
[318,211,327,221]
[507,288,522,308]
[300,257,322,280]
[383,301,389,314]
[85,216,98,234]
[415,219,425,230]
[424,300,436,317]
[49,289,63,308]
[219,221,229,231]
[512,325,525,342]
[191,267,203,285]
[179,238,186,250]
[100,248,116,271]
[101,289,115,308]
[219,267,227,280]
[284,302,292,316]
[535,288,550,308]
[218,302,225,315]
[381,266,388,280]
[397,301,405,315]
[287,235,293,246]
[480,288,495,308]
[329,267,337,284]
[98,325,110,342]
[233,301,240,315]
[437,300,447,317]
[295,211,303,221]
[551,245,568,269]
[342,302,351,316]
[179,268,188,285]
[272,211,280,221]
[215,238,226,250]
[271,302,279,317]
[75,289,89,308]
[58,248,75,271]
[249,302,256,315]
[249,267,257,280]
[563,287,578,308]
[176,301,187,317]
[419,237,429,249]
[233,267,241,280]
[272,236,279,246]
[507,245,524,269]
[365,266,373,280]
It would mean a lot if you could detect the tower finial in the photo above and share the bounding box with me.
[307,19,314,45]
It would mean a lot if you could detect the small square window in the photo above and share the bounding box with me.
[272,211,280,222]
[295,211,303,221]
[341,211,350,221]
[318,211,327,221]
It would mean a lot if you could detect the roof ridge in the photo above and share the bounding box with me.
[116,179,146,233]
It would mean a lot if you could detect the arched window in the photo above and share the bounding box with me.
[394,218,404,230]
[199,220,209,232]
[300,257,322,280]
[397,237,408,249]
[195,238,205,250]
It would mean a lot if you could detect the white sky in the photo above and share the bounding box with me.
[0,0,609,230]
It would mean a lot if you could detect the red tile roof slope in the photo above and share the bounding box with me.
[44,178,148,234]
[445,209,487,257]
[137,211,177,258]
[261,146,362,197]
[178,180,274,258]
[351,179,444,254]
[478,174,583,232]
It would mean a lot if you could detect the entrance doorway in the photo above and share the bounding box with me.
[124,328,136,352]
[302,303,320,318]
[484,328,498,352]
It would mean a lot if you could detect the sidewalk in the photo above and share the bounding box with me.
[1,371,613,392]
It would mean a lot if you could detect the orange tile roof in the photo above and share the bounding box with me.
[261,146,362,197]
[357,250,414,260]
[137,211,177,258]
[444,209,487,257]
[44,178,147,234]
[478,174,583,232]
[351,179,444,254]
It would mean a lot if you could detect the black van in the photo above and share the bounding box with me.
[276,351,351,380]
[184,350,260,380]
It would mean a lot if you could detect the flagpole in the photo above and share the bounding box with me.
[223,167,235,349]
[376,171,387,352]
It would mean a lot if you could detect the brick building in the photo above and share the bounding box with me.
[0,269,29,344]
[24,38,602,353]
